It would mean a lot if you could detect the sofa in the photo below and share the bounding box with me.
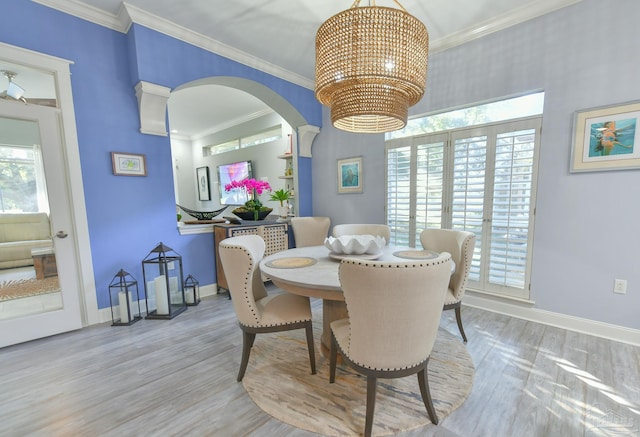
[0,212,54,269]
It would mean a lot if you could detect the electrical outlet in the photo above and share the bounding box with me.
[614,279,627,294]
[167,261,175,271]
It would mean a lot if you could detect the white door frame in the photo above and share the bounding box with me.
[0,42,98,326]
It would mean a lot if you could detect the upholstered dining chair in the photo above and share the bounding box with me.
[291,216,331,247]
[331,223,391,245]
[218,235,316,381]
[330,253,453,436]
[420,228,476,342]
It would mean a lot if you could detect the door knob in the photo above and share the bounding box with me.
[56,231,68,238]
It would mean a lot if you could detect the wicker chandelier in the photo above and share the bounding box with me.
[315,0,429,133]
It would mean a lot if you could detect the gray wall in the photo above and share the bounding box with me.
[312,0,640,330]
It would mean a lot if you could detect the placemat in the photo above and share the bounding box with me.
[393,250,439,260]
[265,257,317,268]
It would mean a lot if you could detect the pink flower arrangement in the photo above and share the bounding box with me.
[225,178,272,220]
[224,178,271,196]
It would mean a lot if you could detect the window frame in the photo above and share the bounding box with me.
[385,115,541,300]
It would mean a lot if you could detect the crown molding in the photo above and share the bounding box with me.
[190,108,275,142]
[33,0,130,32]
[34,0,583,88]
[33,0,314,89]
[430,0,583,54]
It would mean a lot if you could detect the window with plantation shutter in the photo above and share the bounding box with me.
[386,145,412,246]
[414,139,446,247]
[385,117,541,300]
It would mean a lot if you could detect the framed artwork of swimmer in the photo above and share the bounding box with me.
[571,101,640,172]
[337,156,363,193]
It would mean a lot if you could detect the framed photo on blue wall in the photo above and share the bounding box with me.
[111,152,147,176]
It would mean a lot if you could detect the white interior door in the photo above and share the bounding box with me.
[0,100,82,347]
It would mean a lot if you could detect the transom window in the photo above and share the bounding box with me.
[207,125,282,155]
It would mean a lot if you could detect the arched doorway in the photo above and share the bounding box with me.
[166,77,317,218]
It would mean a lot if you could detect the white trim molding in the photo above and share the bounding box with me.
[464,290,640,347]
[297,125,320,158]
[97,283,220,324]
[0,42,99,326]
[430,0,583,54]
[177,222,215,236]
[134,81,171,136]
[34,0,314,90]
[35,0,583,91]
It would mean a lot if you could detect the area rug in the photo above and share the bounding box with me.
[0,277,60,301]
[242,326,474,436]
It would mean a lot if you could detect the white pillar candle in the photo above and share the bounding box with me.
[118,291,130,323]
[154,275,169,314]
[186,288,194,304]
[169,276,178,292]
[168,276,181,304]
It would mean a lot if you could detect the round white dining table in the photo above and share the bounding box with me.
[260,244,441,357]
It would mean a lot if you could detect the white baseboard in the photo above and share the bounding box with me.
[96,282,220,324]
[463,291,640,346]
[95,284,640,346]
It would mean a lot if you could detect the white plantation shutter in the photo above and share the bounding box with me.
[486,127,537,297]
[450,131,488,283]
[386,117,541,300]
[414,137,446,247]
[386,134,446,247]
[386,144,412,246]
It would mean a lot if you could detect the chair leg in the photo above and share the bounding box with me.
[454,305,467,343]
[364,376,377,437]
[305,322,316,375]
[329,332,338,383]
[417,362,438,425]
[237,331,256,382]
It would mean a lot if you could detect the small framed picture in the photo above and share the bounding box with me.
[337,156,363,194]
[570,101,640,172]
[196,166,211,201]
[111,152,147,176]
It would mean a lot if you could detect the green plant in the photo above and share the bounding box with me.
[269,188,291,206]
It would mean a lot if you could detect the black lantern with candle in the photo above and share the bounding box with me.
[109,269,143,326]
[142,242,187,320]
[184,274,200,306]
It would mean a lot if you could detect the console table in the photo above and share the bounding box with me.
[214,221,289,293]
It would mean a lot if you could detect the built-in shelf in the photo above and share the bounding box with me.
[278,135,297,215]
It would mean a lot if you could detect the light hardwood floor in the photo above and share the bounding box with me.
[1,292,639,436]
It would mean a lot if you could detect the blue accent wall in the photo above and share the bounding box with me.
[297,157,313,216]
[1,0,321,309]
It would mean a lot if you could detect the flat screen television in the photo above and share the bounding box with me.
[217,160,253,205]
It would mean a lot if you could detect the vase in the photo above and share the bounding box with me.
[232,208,273,221]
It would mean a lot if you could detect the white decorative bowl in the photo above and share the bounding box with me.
[324,235,386,255]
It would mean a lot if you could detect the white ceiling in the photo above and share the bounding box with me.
[18,0,581,137]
